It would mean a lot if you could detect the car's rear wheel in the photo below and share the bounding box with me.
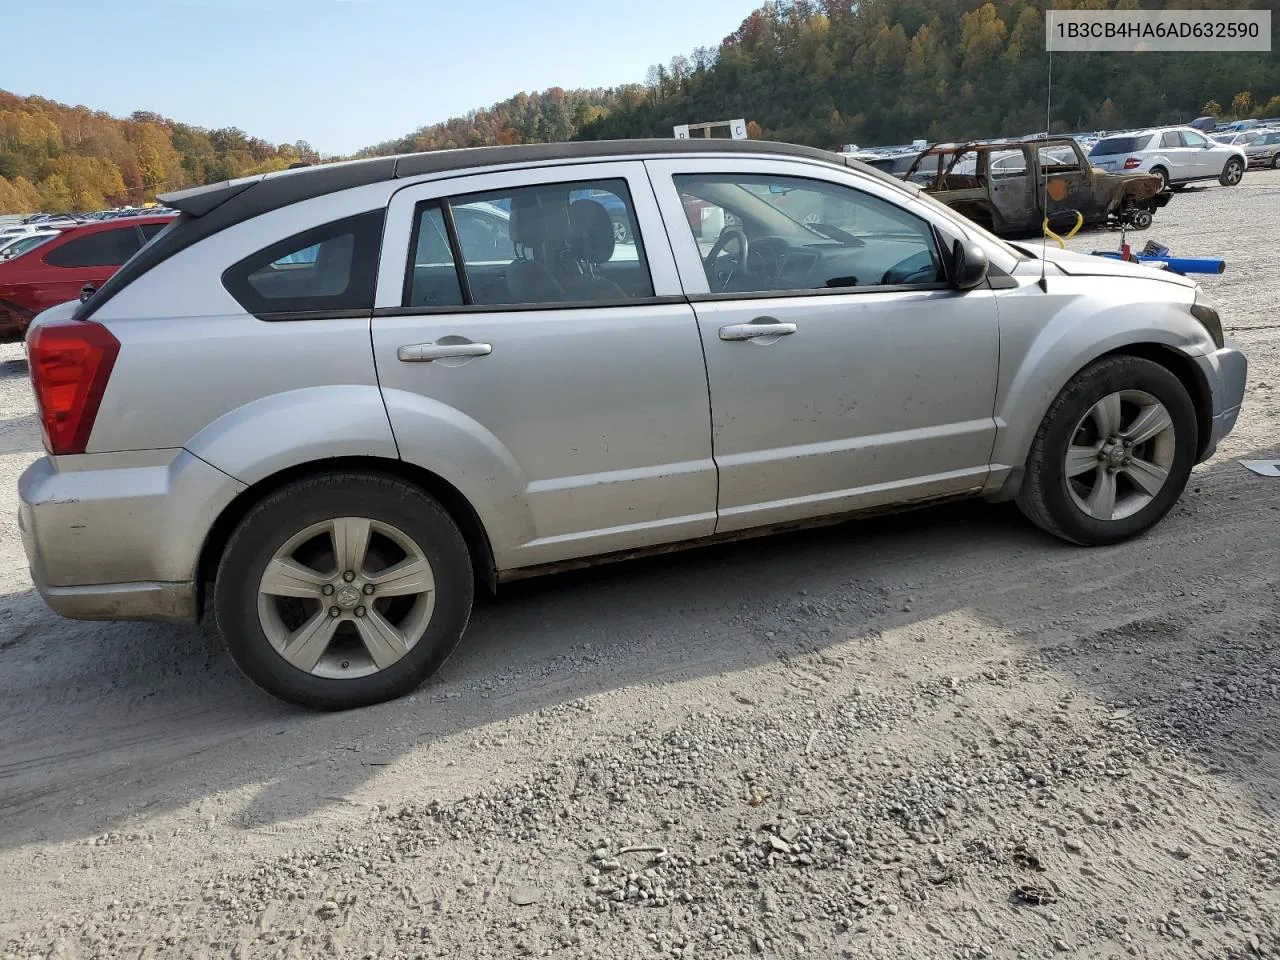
[1150,167,1170,191]
[1015,356,1196,546]
[1219,157,1244,186]
[215,472,473,710]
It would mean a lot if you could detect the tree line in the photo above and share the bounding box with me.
[577,0,1280,147]
[0,90,318,215]
[4,0,1278,214]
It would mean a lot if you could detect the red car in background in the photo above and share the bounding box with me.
[0,215,174,339]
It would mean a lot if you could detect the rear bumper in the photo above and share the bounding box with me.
[18,448,245,623]
[1192,340,1247,463]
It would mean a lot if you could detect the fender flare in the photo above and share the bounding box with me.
[989,300,1207,477]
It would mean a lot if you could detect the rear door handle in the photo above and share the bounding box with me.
[397,341,492,362]
[718,320,798,341]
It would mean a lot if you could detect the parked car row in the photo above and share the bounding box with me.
[1212,126,1280,169]
[1088,126,1247,190]
[851,116,1263,202]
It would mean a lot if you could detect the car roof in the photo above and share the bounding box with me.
[158,138,907,223]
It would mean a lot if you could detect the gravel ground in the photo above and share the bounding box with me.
[1,171,1278,960]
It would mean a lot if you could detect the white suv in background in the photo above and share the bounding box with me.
[1088,127,1247,191]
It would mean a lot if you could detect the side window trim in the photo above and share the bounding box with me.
[401,200,468,309]
[439,201,474,304]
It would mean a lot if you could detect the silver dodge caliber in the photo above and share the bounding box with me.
[18,139,1247,709]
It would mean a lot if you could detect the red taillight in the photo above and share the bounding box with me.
[27,320,120,456]
[1123,157,1141,170]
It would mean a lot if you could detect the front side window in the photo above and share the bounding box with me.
[403,178,654,308]
[1182,130,1209,148]
[222,210,384,318]
[44,227,143,268]
[673,173,944,294]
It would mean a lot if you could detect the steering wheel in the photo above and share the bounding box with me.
[703,227,750,291]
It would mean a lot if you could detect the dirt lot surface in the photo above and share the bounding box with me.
[1,171,1278,960]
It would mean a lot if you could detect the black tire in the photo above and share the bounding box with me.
[1015,356,1197,546]
[214,472,474,710]
[1271,154,1280,170]
[1219,157,1244,187]
[1150,167,1170,191]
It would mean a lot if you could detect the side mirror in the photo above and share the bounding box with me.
[950,238,989,290]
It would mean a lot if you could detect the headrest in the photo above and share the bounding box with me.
[509,195,545,247]
[568,198,616,265]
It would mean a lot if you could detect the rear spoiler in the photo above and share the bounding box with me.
[158,177,262,218]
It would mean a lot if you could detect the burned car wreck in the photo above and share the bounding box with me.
[902,138,1170,238]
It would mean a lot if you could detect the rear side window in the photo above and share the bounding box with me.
[402,178,654,309]
[138,222,171,242]
[44,227,143,268]
[1090,135,1151,156]
[1160,131,1185,148]
[222,210,384,319]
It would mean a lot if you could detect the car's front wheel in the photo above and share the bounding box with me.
[215,472,474,709]
[1219,157,1244,186]
[1016,356,1196,546]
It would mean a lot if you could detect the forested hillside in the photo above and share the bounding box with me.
[578,0,1280,146]
[357,87,625,156]
[0,90,318,214]
[4,0,1278,214]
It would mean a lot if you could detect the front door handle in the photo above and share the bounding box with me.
[718,320,798,341]
[397,341,492,362]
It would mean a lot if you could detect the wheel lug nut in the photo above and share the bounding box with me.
[321,584,335,596]
[354,606,366,618]
[362,583,375,595]
[342,571,356,583]
[329,606,341,618]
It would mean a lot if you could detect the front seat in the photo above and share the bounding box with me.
[561,199,627,300]
[506,195,563,304]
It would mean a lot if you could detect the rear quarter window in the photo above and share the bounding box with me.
[221,210,385,319]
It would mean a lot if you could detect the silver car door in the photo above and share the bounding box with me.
[1180,129,1214,177]
[372,162,716,571]
[645,156,1001,534]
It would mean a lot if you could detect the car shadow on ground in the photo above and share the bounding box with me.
[0,444,1276,851]
[0,357,28,380]
[0,414,42,455]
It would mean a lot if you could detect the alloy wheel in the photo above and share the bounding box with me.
[257,517,436,678]
[1064,390,1177,522]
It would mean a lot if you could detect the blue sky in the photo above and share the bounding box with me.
[1,0,762,155]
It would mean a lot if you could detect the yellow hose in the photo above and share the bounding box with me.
[1043,210,1084,248]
